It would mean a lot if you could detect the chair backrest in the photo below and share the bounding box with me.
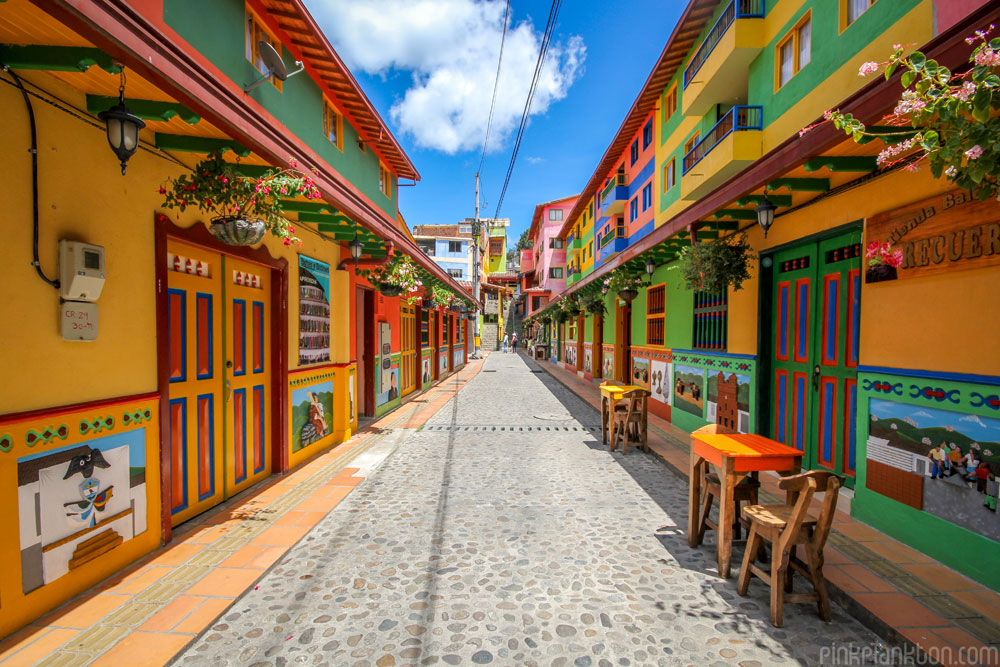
[620,388,648,420]
[692,423,736,436]
[778,470,842,550]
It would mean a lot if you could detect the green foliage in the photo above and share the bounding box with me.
[160,152,321,245]
[557,293,582,315]
[358,252,424,304]
[602,267,644,296]
[581,292,606,316]
[826,29,1000,200]
[431,285,456,309]
[679,234,755,294]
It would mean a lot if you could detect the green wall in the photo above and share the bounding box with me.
[163,0,398,219]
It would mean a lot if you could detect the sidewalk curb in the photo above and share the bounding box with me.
[529,355,939,665]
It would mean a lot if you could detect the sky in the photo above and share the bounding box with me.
[302,0,685,245]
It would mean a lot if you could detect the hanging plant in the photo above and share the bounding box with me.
[582,292,606,316]
[819,28,1000,200]
[558,293,582,316]
[553,309,570,324]
[538,312,552,326]
[864,240,904,283]
[679,234,755,294]
[431,285,456,309]
[160,151,321,246]
[358,252,424,304]
[603,268,644,302]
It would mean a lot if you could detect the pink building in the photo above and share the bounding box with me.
[520,195,578,317]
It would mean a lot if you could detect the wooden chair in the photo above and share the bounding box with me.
[691,424,761,544]
[736,470,841,627]
[611,389,649,455]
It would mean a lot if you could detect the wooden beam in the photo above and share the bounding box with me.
[282,200,338,215]
[0,44,120,73]
[712,209,758,220]
[735,193,792,207]
[86,95,200,124]
[154,133,250,157]
[767,177,830,192]
[803,155,878,173]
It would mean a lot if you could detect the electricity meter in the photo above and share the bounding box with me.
[59,240,106,302]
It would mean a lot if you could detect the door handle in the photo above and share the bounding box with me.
[812,365,821,391]
[225,379,233,403]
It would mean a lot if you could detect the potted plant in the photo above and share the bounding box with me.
[431,285,456,309]
[160,152,321,246]
[558,294,582,317]
[865,241,903,283]
[358,252,424,304]
[679,233,755,294]
[582,292,606,316]
[603,268,644,302]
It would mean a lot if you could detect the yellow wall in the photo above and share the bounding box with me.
[725,165,1000,376]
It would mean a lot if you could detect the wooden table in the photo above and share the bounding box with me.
[599,383,646,449]
[687,432,803,579]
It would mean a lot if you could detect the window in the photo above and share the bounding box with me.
[642,183,652,212]
[549,267,563,279]
[646,284,665,346]
[549,238,564,249]
[459,224,472,234]
[630,139,639,166]
[357,139,366,153]
[448,241,463,253]
[663,85,677,123]
[693,290,728,350]
[684,132,699,156]
[447,268,463,278]
[489,238,503,255]
[245,10,282,90]
[643,120,653,150]
[616,217,625,239]
[323,100,343,150]
[379,163,392,197]
[844,0,876,28]
[418,242,435,256]
[777,14,811,88]
[629,197,638,222]
[663,159,676,192]
[548,208,563,221]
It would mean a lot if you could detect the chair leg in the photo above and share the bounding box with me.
[784,545,796,593]
[697,487,713,545]
[807,546,832,621]
[733,500,742,541]
[770,546,787,627]
[736,524,758,597]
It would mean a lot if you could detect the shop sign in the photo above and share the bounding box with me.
[865,190,1000,281]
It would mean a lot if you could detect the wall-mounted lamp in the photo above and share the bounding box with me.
[98,69,145,175]
[645,256,655,280]
[349,229,364,266]
[755,195,776,238]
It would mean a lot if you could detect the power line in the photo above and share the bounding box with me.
[492,0,562,220]
[478,0,511,175]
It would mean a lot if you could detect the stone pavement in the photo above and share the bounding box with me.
[174,351,889,667]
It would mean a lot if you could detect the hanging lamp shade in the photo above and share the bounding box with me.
[755,196,777,238]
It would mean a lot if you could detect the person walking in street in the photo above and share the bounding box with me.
[502,333,509,353]
[511,332,518,353]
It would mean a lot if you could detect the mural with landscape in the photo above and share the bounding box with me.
[866,398,1000,541]
[291,381,333,452]
[707,372,751,433]
[673,365,705,418]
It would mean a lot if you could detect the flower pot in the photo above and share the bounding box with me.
[617,289,638,302]
[377,283,403,297]
[421,298,434,309]
[210,217,266,246]
[865,264,898,284]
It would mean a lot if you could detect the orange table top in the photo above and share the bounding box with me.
[690,432,803,473]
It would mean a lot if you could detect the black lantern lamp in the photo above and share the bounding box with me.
[755,195,776,238]
[348,229,364,266]
[99,69,146,175]
[645,256,655,280]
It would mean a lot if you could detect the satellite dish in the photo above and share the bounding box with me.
[244,41,305,92]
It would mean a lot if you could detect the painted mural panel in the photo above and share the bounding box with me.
[453,348,464,368]
[673,364,705,418]
[650,360,670,405]
[584,346,592,375]
[18,429,147,593]
[630,356,650,389]
[866,397,1000,542]
[378,367,400,406]
[422,355,432,385]
[291,380,333,453]
[298,255,330,365]
[565,342,577,367]
[707,372,751,433]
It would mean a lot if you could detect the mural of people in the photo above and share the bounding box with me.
[388,373,399,401]
[292,381,333,452]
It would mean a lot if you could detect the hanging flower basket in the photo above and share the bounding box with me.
[865,264,898,283]
[679,233,754,294]
[864,241,902,284]
[377,282,403,297]
[617,289,638,302]
[209,217,266,246]
[421,298,434,309]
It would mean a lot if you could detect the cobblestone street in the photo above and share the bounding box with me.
[176,353,880,666]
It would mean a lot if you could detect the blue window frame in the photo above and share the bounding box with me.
[642,120,653,149]
[630,139,639,166]
[642,183,652,211]
[629,197,638,222]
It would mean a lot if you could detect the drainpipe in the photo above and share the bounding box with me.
[338,240,395,271]
[688,222,699,246]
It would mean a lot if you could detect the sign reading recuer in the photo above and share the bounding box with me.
[866,189,1000,280]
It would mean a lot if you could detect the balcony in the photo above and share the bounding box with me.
[566,271,581,287]
[520,249,534,273]
[599,173,628,218]
[681,0,764,118]
[681,106,762,201]
[568,236,583,252]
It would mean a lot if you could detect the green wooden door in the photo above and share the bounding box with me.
[769,229,862,477]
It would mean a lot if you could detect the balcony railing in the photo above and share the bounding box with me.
[682,105,762,174]
[599,172,627,203]
[683,0,764,88]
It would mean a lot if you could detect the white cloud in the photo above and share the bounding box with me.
[912,411,933,419]
[305,0,585,154]
[960,414,988,429]
[526,156,545,165]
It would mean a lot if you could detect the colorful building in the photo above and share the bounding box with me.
[531,0,1000,589]
[412,222,477,280]
[0,0,474,636]
[520,196,578,317]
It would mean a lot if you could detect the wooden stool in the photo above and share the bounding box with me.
[611,389,649,455]
[736,470,841,627]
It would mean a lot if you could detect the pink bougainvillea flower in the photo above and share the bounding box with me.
[965,145,984,160]
[858,61,880,76]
